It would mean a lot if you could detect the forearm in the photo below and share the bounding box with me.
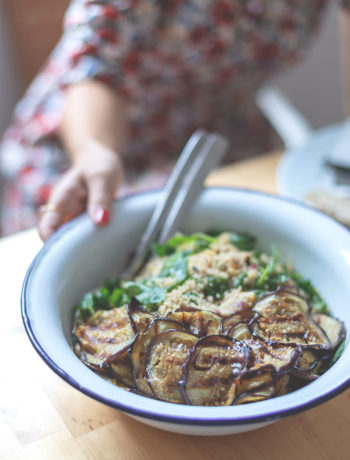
[59,79,128,162]
[39,79,127,240]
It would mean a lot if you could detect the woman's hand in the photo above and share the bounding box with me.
[38,142,124,241]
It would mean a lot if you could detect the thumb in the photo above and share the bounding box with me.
[86,172,119,226]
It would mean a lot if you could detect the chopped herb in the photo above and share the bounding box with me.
[76,276,167,317]
[122,281,166,311]
[121,281,143,297]
[331,339,345,365]
[153,243,172,257]
[109,288,129,308]
[252,289,270,299]
[288,272,328,313]
[94,286,111,309]
[184,291,200,298]
[233,272,247,288]
[184,291,200,304]
[158,250,189,287]
[256,244,279,288]
[230,232,256,251]
[76,285,112,319]
[103,277,121,292]
[203,276,230,299]
[266,272,290,288]
[134,283,166,311]
[153,232,216,256]
[77,293,95,319]
[252,249,262,259]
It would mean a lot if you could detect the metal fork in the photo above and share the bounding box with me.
[122,130,228,279]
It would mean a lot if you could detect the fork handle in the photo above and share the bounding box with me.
[158,134,228,243]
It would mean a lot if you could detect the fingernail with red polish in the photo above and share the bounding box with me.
[94,207,110,225]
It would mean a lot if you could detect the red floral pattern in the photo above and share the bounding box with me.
[212,1,236,25]
[1,0,349,235]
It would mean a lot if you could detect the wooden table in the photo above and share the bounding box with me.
[1,152,349,460]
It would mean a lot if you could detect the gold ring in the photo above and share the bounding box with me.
[38,203,58,214]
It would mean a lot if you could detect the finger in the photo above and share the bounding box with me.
[38,187,86,241]
[38,172,87,241]
[38,206,65,242]
[86,170,121,226]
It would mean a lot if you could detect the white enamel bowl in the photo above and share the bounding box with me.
[21,188,350,436]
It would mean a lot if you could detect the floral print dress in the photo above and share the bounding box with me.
[0,0,349,235]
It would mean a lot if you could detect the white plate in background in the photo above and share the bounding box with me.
[277,122,350,200]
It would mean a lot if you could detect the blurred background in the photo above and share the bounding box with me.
[0,0,70,136]
[1,0,350,139]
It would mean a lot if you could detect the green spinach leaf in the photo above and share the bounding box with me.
[203,276,229,299]
[158,250,189,285]
[122,281,166,311]
[230,232,256,251]
[154,232,216,256]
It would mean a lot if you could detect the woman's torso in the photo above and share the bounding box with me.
[113,0,329,166]
[4,0,330,171]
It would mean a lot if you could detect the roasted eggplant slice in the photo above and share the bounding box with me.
[166,309,222,336]
[181,335,251,406]
[293,349,318,372]
[291,349,322,381]
[261,345,300,373]
[235,366,276,404]
[253,291,309,315]
[245,338,300,373]
[131,319,184,396]
[104,345,135,388]
[74,343,112,376]
[222,307,254,334]
[235,394,269,404]
[275,373,290,396]
[312,313,346,349]
[228,323,251,341]
[251,291,330,350]
[127,297,157,333]
[225,326,300,374]
[146,330,198,403]
[73,306,135,369]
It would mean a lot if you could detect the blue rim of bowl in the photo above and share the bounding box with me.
[21,187,350,426]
